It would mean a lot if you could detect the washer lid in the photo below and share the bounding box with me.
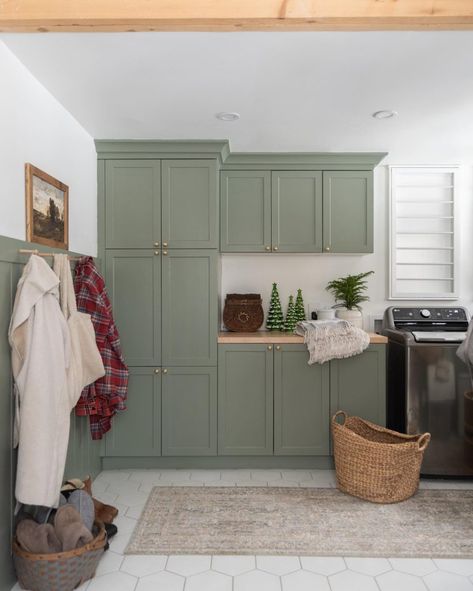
[412,331,466,343]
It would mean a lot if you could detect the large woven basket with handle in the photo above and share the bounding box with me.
[13,522,106,591]
[332,411,431,504]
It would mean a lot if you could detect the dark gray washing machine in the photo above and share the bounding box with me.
[383,306,472,477]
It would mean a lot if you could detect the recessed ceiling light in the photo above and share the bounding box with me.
[372,110,398,119]
[216,112,240,122]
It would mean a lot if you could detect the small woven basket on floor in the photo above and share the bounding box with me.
[13,522,106,591]
[332,411,431,504]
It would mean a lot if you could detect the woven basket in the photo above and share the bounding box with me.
[13,522,106,591]
[332,411,431,504]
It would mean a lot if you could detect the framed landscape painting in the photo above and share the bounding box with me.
[25,163,69,250]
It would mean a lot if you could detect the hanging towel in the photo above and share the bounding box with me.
[295,319,370,364]
[9,255,71,507]
[53,254,105,406]
[74,257,129,440]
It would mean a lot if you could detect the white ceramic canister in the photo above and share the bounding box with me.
[316,308,336,320]
[335,308,363,328]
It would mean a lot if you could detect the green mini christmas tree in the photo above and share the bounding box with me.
[266,283,284,331]
[283,295,298,332]
[295,288,306,322]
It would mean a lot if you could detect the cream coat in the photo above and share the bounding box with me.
[9,255,71,507]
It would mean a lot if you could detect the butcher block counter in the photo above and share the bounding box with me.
[218,330,387,344]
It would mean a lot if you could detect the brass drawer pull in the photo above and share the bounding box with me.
[163,242,168,247]
[154,250,160,255]
[154,368,160,374]
[154,242,160,247]
[273,246,279,251]
[163,250,168,256]
[276,345,281,351]
[163,369,168,374]
[267,345,272,351]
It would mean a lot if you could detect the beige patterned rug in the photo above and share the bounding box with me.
[126,487,473,557]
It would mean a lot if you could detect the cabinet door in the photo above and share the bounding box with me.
[106,250,161,366]
[105,160,161,249]
[274,345,330,455]
[106,368,161,457]
[162,160,218,249]
[218,345,273,455]
[271,171,323,252]
[323,171,373,253]
[220,171,271,252]
[162,250,217,366]
[330,345,386,426]
[162,367,217,456]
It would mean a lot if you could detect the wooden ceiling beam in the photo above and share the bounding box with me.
[1,0,473,32]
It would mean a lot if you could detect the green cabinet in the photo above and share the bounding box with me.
[274,345,330,455]
[105,250,161,366]
[162,367,217,456]
[323,171,373,253]
[105,368,161,457]
[330,344,386,426]
[220,168,373,254]
[105,159,217,250]
[218,345,273,455]
[162,250,218,367]
[272,171,323,253]
[220,171,271,252]
[105,160,161,249]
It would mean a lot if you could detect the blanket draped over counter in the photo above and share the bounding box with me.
[295,319,370,364]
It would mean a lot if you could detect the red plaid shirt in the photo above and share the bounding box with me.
[74,257,129,440]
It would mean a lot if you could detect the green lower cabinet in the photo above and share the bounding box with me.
[330,344,386,426]
[274,345,330,455]
[218,345,273,455]
[162,367,217,456]
[106,368,161,457]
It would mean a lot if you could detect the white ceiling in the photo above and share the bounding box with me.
[2,31,473,158]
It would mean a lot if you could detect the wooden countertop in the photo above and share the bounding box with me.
[218,330,387,344]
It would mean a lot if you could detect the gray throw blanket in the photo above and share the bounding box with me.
[295,319,370,364]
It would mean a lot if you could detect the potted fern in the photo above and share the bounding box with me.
[325,271,374,328]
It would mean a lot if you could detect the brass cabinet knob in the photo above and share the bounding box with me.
[273,246,279,251]
[325,246,330,252]
[154,368,160,374]
[154,250,160,255]
[154,242,160,247]
[265,246,271,251]
[163,242,168,247]
[267,345,272,351]
[163,369,168,374]
[276,345,281,351]
[163,250,168,256]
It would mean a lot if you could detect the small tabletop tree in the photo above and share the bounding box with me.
[284,295,298,332]
[266,283,284,331]
[295,288,306,322]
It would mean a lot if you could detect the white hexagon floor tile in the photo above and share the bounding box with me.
[388,558,437,577]
[94,550,123,576]
[345,557,391,576]
[125,504,145,519]
[281,470,314,483]
[109,531,132,555]
[234,569,281,591]
[115,489,149,507]
[135,570,185,591]
[166,554,212,576]
[256,555,301,575]
[300,556,346,575]
[235,480,269,487]
[433,559,473,576]
[185,570,232,591]
[204,480,237,487]
[251,470,282,482]
[212,555,256,576]
[159,470,192,482]
[189,470,222,482]
[220,469,252,481]
[120,554,167,577]
[87,571,137,591]
[282,569,331,591]
[330,569,380,591]
[377,570,428,591]
[424,570,473,591]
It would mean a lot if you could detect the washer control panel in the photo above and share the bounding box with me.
[392,307,468,322]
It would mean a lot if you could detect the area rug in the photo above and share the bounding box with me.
[125,487,473,557]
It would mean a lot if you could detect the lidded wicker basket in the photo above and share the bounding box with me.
[223,293,264,332]
[331,411,431,504]
[13,522,106,591]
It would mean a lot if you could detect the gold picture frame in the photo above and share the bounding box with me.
[25,163,69,250]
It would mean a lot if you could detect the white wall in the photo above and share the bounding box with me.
[0,41,97,256]
[221,161,473,329]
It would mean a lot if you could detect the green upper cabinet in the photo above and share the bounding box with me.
[106,250,161,366]
[323,171,373,253]
[162,367,217,456]
[161,250,217,367]
[105,160,161,249]
[162,160,218,249]
[272,171,323,253]
[220,171,271,252]
[218,344,274,455]
[274,345,330,455]
[330,344,386,426]
[105,367,161,457]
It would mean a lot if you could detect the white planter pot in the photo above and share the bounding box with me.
[336,308,363,328]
